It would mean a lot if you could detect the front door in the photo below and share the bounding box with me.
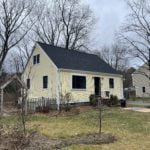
[94,77,101,96]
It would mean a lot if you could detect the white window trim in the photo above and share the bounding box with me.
[42,75,49,90]
[70,73,87,91]
[33,54,40,65]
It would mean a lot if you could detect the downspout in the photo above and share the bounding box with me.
[121,76,124,99]
[56,69,60,111]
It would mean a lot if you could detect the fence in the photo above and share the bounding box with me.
[27,97,57,113]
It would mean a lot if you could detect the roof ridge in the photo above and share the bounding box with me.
[37,41,98,57]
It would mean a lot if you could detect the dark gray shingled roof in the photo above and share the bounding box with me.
[38,42,119,74]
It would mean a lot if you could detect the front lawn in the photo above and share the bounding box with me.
[0,107,150,149]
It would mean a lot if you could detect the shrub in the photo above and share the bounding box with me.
[110,95,118,106]
[89,94,98,106]
[36,106,50,113]
[60,92,72,112]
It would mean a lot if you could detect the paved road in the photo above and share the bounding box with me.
[127,101,150,107]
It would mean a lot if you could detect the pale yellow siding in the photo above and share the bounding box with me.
[59,70,123,103]
[22,44,58,99]
[22,44,123,104]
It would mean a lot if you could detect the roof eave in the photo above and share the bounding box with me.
[58,68,122,77]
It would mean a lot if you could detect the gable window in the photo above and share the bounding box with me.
[43,76,48,89]
[142,87,146,93]
[37,54,40,64]
[109,78,114,88]
[72,75,86,89]
[33,54,40,65]
[27,78,30,89]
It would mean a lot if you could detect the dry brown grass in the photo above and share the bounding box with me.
[0,107,150,149]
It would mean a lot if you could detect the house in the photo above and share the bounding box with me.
[132,64,150,98]
[123,67,136,99]
[22,42,124,109]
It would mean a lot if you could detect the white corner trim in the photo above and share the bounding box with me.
[56,69,60,110]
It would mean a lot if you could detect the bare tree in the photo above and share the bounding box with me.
[10,52,22,74]
[17,38,34,70]
[34,1,62,46]
[119,0,150,77]
[35,0,95,50]
[0,0,36,72]
[96,43,128,71]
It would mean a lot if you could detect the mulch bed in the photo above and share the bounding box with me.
[0,128,116,150]
[32,105,94,117]
[54,133,116,149]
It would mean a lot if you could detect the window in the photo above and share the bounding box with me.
[72,75,86,89]
[142,87,146,93]
[109,78,114,88]
[105,91,110,97]
[37,54,40,64]
[43,76,48,89]
[33,56,36,64]
[27,78,30,89]
[33,54,40,64]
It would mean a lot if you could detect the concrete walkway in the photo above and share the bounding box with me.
[124,107,150,113]
[127,101,150,107]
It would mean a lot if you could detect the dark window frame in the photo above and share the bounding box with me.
[105,91,110,97]
[142,87,146,93]
[37,54,40,64]
[27,78,30,89]
[43,76,48,89]
[109,78,114,88]
[33,56,36,64]
[72,75,86,89]
[33,54,40,65]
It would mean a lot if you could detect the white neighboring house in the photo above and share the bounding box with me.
[132,64,150,98]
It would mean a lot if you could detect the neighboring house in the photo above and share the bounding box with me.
[22,42,124,108]
[132,64,150,98]
[123,67,136,99]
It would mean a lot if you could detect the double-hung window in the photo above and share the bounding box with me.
[109,78,114,88]
[43,76,48,89]
[27,78,30,89]
[33,54,40,64]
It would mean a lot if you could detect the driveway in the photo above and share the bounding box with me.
[124,107,150,113]
[127,100,150,107]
